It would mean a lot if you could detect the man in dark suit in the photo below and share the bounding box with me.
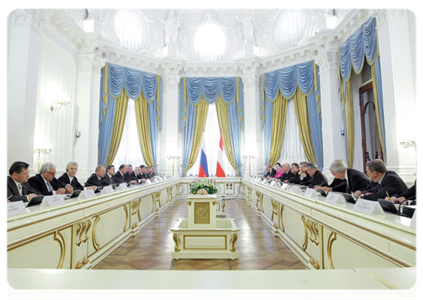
[316,160,371,193]
[137,165,148,181]
[263,165,276,179]
[306,162,328,188]
[279,163,291,181]
[298,162,313,185]
[103,165,115,185]
[85,165,109,187]
[124,164,137,182]
[28,162,66,195]
[148,166,156,178]
[286,163,301,184]
[386,180,416,204]
[7,161,40,203]
[58,162,84,193]
[113,164,127,184]
[354,159,408,201]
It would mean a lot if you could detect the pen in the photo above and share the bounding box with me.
[386,191,390,198]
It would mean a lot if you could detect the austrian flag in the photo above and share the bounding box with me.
[216,131,226,177]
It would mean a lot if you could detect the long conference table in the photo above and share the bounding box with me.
[7,176,416,288]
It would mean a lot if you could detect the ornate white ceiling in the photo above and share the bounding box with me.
[63,9,352,62]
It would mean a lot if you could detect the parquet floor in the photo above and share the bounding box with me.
[94,198,306,270]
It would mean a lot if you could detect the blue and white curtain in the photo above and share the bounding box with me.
[262,60,323,169]
[179,77,244,176]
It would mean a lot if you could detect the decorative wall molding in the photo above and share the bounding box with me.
[9,9,49,29]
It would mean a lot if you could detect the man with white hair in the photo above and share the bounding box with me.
[315,160,370,193]
[58,161,84,193]
[28,162,66,195]
[305,162,328,188]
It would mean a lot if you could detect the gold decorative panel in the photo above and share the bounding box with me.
[194,202,210,224]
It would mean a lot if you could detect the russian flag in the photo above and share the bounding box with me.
[198,138,209,177]
[216,131,226,177]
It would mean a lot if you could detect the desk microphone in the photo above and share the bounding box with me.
[398,199,409,216]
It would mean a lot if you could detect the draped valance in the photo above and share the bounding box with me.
[339,17,378,81]
[180,77,244,131]
[263,60,315,101]
[261,60,323,169]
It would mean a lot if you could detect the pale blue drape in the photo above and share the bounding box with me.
[98,63,161,169]
[180,77,244,176]
[98,67,116,166]
[262,60,323,168]
[339,17,386,159]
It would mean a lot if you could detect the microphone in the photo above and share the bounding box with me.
[398,199,409,216]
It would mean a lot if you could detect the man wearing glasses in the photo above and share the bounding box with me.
[28,162,66,195]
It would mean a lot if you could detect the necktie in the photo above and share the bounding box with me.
[46,180,53,192]
[17,183,22,196]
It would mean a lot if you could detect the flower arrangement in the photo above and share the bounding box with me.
[189,179,218,195]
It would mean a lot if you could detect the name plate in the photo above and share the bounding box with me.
[325,192,346,205]
[101,186,115,195]
[8,201,28,217]
[117,183,128,191]
[146,179,152,185]
[410,209,420,230]
[41,195,66,207]
[353,199,385,216]
[269,181,276,187]
[289,185,302,194]
[281,183,288,190]
[79,189,96,199]
[304,188,318,199]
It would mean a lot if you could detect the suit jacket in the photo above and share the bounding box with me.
[28,174,61,196]
[124,172,137,182]
[264,168,276,178]
[7,176,40,202]
[136,173,145,180]
[343,168,371,193]
[113,171,126,184]
[85,173,109,187]
[329,178,347,192]
[395,180,416,200]
[362,171,408,200]
[103,173,114,185]
[58,173,84,190]
[308,170,328,188]
[148,172,156,178]
[286,172,300,184]
[280,171,292,182]
[299,173,313,186]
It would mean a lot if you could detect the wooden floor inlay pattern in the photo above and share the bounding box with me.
[94,198,306,270]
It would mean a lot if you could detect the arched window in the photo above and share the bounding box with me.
[273,9,310,50]
[113,9,148,51]
[193,23,227,61]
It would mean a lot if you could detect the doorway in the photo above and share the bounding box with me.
[359,82,384,172]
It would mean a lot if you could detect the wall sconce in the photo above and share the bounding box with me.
[34,148,52,173]
[400,140,416,148]
[167,156,180,176]
[242,155,256,176]
[50,96,71,112]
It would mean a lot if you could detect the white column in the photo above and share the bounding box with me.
[159,69,181,176]
[7,10,44,171]
[73,53,103,179]
[376,10,416,183]
[242,71,262,176]
[316,49,347,172]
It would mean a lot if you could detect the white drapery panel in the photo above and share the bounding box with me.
[187,104,236,176]
[112,99,146,168]
[278,100,308,165]
[33,35,77,173]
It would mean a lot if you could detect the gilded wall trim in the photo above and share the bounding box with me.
[230,233,238,252]
[92,215,101,251]
[327,231,337,269]
[301,215,309,251]
[173,233,181,252]
[280,204,285,232]
[309,256,320,269]
[53,231,66,269]
[123,205,129,232]
[271,199,278,222]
